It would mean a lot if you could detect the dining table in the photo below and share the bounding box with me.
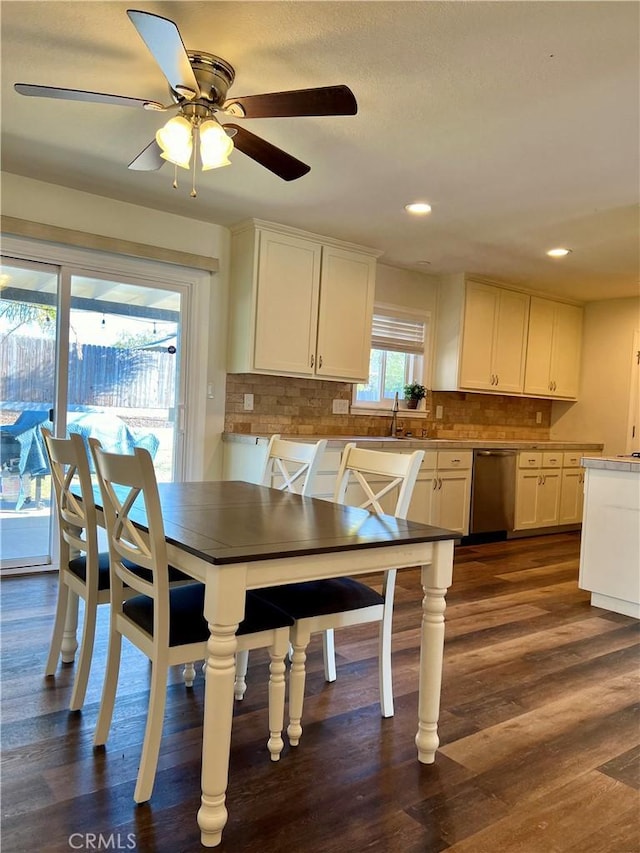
[89,479,457,847]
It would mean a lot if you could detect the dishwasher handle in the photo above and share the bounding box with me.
[475,450,517,457]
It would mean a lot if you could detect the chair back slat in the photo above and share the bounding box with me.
[261,434,327,497]
[89,439,167,610]
[334,442,425,519]
[41,427,98,560]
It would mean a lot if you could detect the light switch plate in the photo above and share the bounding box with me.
[332,399,349,415]
[536,411,543,424]
[243,393,254,411]
[435,405,443,419]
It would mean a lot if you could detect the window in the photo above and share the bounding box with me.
[353,305,429,409]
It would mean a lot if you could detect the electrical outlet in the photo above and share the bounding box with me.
[435,405,444,419]
[536,411,543,424]
[207,383,215,399]
[332,399,349,415]
[243,393,254,411]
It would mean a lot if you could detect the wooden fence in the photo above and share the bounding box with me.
[1,336,176,409]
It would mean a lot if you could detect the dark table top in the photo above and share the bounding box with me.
[114,480,458,566]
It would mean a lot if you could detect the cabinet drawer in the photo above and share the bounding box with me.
[519,452,542,469]
[563,452,582,468]
[421,451,438,470]
[437,450,472,470]
[542,452,562,468]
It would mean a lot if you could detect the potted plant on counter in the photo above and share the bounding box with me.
[404,382,427,409]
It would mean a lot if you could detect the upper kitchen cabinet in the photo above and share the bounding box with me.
[227,220,379,381]
[524,297,583,399]
[459,282,529,393]
[434,277,529,394]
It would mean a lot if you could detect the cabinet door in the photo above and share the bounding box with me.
[315,247,375,381]
[551,302,582,398]
[524,297,555,395]
[515,470,540,529]
[524,297,582,398]
[407,471,437,525]
[254,231,322,375]
[558,468,584,524]
[537,470,561,526]
[433,470,471,534]
[493,290,529,393]
[459,282,497,389]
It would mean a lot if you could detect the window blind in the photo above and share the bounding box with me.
[371,312,426,354]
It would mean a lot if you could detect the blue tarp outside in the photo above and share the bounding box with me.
[0,411,159,509]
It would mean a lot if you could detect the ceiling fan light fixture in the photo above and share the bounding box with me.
[156,115,194,169]
[546,247,572,257]
[199,119,234,170]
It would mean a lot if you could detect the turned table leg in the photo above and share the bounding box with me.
[198,568,246,848]
[415,538,454,764]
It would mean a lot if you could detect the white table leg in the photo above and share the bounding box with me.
[415,538,454,764]
[61,587,79,663]
[198,568,246,848]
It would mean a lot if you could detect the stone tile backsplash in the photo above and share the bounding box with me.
[224,374,552,440]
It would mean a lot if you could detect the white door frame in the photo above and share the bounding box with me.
[626,329,640,454]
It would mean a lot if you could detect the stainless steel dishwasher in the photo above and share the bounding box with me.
[470,449,517,535]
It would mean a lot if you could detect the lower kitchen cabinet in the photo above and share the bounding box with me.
[514,451,562,530]
[223,439,472,536]
[514,448,599,530]
[408,450,472,536]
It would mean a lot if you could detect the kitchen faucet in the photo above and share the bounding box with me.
[389,391,399,436]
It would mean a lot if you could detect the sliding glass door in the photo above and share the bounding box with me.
[0,259,58,566]
[0,258,187,571]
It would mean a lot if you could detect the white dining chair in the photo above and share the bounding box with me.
[89,440,294,803]
[42,428,111,711]
[233,434,327,701]
[260,433,328,495]
[253,442,424,745]
[42,427,199,709]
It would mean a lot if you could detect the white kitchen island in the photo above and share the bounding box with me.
[579,456,640,618]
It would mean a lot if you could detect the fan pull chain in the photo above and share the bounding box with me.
[172,165,178,190]
[190,125,198,197]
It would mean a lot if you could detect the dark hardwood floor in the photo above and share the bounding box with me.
[1,532,639,852]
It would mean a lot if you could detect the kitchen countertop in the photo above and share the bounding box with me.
[582,455,640,472]
[223,433,604,452]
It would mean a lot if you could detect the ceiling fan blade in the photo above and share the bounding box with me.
[223,85,357,119]
[226,125,310,181]
[127,9,199,97]
[128,140,165,171]
[14,83,163,110]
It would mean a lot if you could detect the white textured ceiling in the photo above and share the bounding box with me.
[1,1,639,303]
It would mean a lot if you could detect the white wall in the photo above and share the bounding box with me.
[551,297,640,455]
[1,172,231,478]
[375,263,438,312]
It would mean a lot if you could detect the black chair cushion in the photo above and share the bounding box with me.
[122,586,293,647]
[252,578,384,620]
[68,553,191,590]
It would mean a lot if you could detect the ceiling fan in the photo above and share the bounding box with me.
[14,8,357,188]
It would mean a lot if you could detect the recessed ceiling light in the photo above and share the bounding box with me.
[405,202,432,215]
[546,247,572,257]
[417,260,432,266]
